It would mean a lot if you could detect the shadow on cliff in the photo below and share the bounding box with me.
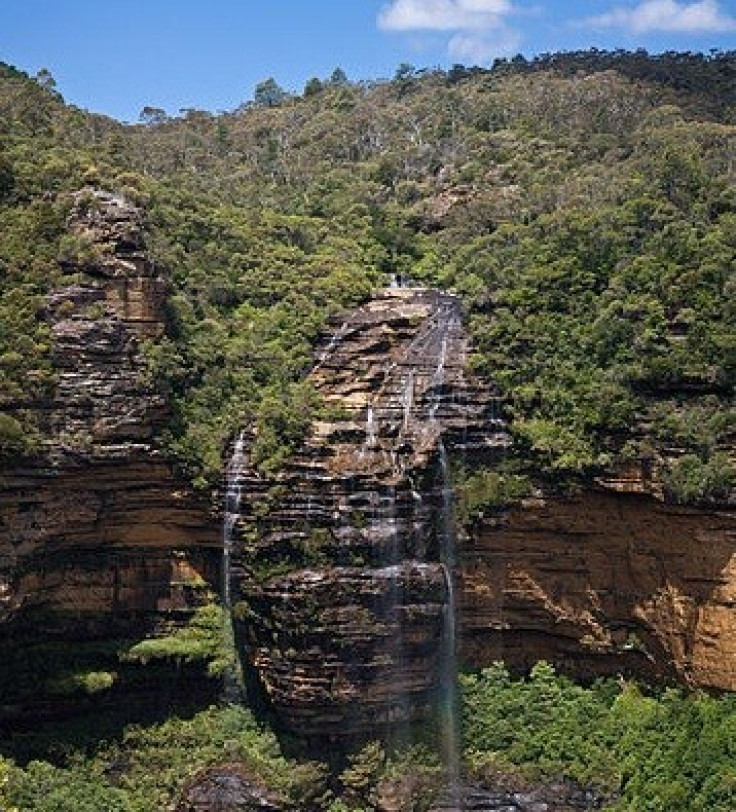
[459,489,735,691]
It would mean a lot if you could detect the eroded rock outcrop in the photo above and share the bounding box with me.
[460,486,736,691]
[232,288,508,735]
[175,764,283,812]
[233,285,735,736]
[0,191,218,721]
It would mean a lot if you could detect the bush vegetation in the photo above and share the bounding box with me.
[2,664,734,811]
[462,662,736,812]
[0,51,732,498]
[0,705,327,812]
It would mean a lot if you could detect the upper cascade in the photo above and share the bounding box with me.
[231,287,509,736]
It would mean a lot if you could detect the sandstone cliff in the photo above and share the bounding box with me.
[233,287,735,742]
[461,483,735,691]
[1,213,733,736]
[232,287,508,735]
[0,191,219,724]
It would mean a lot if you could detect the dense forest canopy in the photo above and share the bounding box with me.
[0,49,733,500]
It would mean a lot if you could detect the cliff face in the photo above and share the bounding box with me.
[234,288,735,738]
[0,191,219,720]
[460,483,736,691]
[232,288,508,735]
[1,216,733,735]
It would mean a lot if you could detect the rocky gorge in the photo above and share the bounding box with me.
[0,187,733,798]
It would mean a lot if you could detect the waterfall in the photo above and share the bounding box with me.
[402,372,414,431]
[315,321,349,368]
[430,328,449,425]
[360,405,378,462]
[366,405,377,449]
[222,431,246,699]
[438,440,461,801]
[223,432,245,608]
[383,483,412,751]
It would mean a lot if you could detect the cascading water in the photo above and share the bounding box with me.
[314,321,350,369]
[222,431,246,700]
[229,285,508,806]
[425,304,463,804]
[437,441,461,803]
[402,372,414,431]
[366,404,378,449]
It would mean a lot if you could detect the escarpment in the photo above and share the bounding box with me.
[0,191,219,723]
[460,482,736,692]
[1,195,733,737]
[233,288,735,738]
[231,288,509,735]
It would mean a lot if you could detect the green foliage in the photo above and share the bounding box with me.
[663,452,735,504]
[333,741,442,812]
[254,77,288,107]
[122,604,232,676]
[0,705,328,812]
[462,662,736,811]
[339,741,386,808]
[0,412,29,455]
[45,669,117,697]
[455,467,531,522]
[0,50,732,492]
[3,759,132,812]
[251,381,320,472]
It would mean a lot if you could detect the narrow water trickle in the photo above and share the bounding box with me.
[384,485,411,750]
[438,440,461,802]
[366,404,377,449]
[402,372,414,431]
[315,321,349,368]
[222,431,246,700]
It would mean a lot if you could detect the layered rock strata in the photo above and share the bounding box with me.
[233,285,735,732]
[232,288,508,735]
[0,191,218,719]
[460,486,736,691]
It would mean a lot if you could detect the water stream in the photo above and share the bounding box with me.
[314,321,350,369]
[366,404,377,449]
[228,288,466,801]
[402,372,414,431]
[222,431,246,700]
[424,301,463,804]
[223,433,245,606]
[438,440,461,803]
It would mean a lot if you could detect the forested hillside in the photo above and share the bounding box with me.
[1,49,735,812]
[1,49,733,496]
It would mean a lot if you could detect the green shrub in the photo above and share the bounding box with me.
[664,452,735,503]
[455,468,531,522]
[122,604,232,676]
[461,662,736,811]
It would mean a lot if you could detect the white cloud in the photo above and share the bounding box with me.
[378,0,512,31]
[449,28,521,62]
[584,0,736,33]
[378,0,519,64]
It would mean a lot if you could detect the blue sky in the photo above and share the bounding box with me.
[0,1,734,122]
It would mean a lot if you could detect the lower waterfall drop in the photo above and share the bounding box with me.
[222,431,246,701]
[438,440,462,806]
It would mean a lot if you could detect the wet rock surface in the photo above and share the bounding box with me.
[232,288,508,735]
[429,780,605,811]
